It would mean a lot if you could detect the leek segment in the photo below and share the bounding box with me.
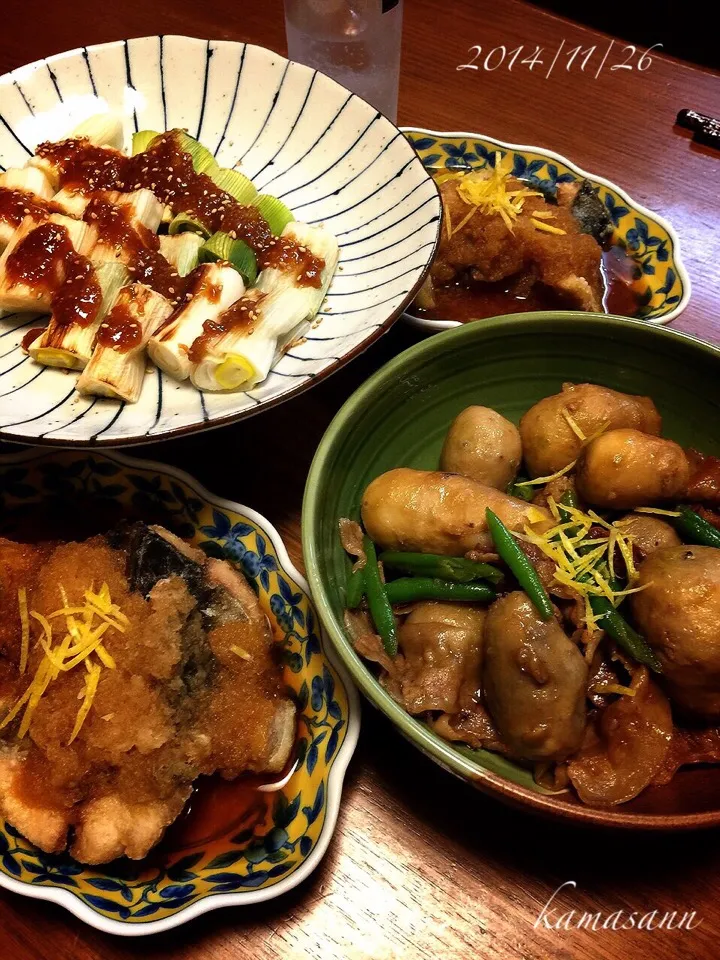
[0,166,54,200]
[0,214,97,313]
[213,168,258,205]
[252,195,293,235]
[190,221,339,392]
[77,283,173,402]
[131,130,160,155]
[168,212,210,239]
[199,232,258,285]
[30,262,130,370]
[215,354,261,390]
[0,167,54,248]
[159,233,204,277]
[147,262,246,381]
[70,113,124,150]
[133,130,219,179]
[174,131,219,176]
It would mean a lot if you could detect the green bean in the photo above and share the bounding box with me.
[672,506,720,549]
[485,508,554,620]
[506,477,535,502]
[553,491,662,672]
[345,566,365,609]
[362,537,398,657]
[589,594,663,673]
[384,578,496,605]
[558,487,580,518]
[379,551,503,585]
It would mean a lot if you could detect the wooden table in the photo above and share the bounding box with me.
[1,1,720,957]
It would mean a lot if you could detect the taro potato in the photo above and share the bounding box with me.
[575,429,690,509]
[482,592,588,762]
[519,383,661,478]
[632,545,720,718]
[361,468,551,556]
[440,406,521,489]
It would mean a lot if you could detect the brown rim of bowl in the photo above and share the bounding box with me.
[0,140,440,450]
[465,764,720,831]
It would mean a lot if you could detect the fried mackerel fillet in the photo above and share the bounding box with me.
[432,176,604,311]
[0,525,295,864]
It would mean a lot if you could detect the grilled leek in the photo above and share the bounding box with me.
[90,189,165,236]
[0,167,54,199]
[159,234,203,276]
[51,187,165,233]
[147,262,245,380]
[70,113,124,150]
[77,284,172,402]
[29,262,129,370]
[190,222,338,391]
[0,167,55,248]
[0,214,97,313]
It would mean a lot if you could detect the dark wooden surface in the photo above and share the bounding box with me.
[1,1,720,957]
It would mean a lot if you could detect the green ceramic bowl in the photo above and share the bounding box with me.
[302,312,720,828]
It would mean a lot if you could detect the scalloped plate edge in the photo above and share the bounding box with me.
[400,125,691,330]
[0,447,361,936]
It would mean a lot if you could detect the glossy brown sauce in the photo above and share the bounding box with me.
[159,752,297,855]
[0,187,61,228]
[155,264,213,336]
[84,197,181,301]
[261,236,324,287]
[21,327,45,351]
[414,245,647,323]
[35,140,128,193]
[36,132,325,286]
[5,221,101,327]
[187,295,263,363]
[600,244,648,316]
[96,301,142,353]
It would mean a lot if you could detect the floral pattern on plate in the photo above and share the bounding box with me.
[403,128,689,325]
[0,449,359,935]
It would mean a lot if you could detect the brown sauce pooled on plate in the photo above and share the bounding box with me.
[0,188,61,229]
[5,221,101,327]
[414,246,648,323]
[601,244,648,316]
[188,295,263,364]
[96,301,142,353]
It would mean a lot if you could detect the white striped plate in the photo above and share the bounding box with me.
[0,35,440,445]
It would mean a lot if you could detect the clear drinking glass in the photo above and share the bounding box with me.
[284,0,404,122]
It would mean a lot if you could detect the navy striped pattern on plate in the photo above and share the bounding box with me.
[0,35,440,445]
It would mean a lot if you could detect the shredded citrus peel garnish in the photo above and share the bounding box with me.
[520,501,655,633]
[561,408,586,441]
[18,588,29,675]
[530,219,566,235]
[513,459,577,488]
[437,153,565,237]
[4,582,126,744]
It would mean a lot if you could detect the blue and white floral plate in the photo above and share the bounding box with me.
[0,448,360,936]
[0,36,440,445]
[402,127,690,330]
